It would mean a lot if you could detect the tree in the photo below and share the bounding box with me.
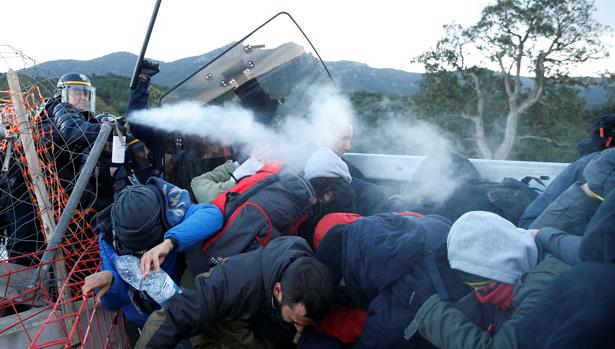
[415,0,610,159]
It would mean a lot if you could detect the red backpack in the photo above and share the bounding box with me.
[186,161,316,274]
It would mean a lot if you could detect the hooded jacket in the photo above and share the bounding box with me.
[583,147,615,197]
[528,147,615,238]
[135,236,313,349]
[404,255,569,349]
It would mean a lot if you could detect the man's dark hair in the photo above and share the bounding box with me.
[280,256,334,321]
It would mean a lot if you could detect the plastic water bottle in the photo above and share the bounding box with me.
[114,255,182,306]
[114,255,142,290]
[140,269,182,305]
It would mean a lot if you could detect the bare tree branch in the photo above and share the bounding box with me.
[459,112,478,122]
[519,135,573,147]
[497,55,513,98]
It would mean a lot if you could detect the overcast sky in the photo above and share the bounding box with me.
[2,0,614,75]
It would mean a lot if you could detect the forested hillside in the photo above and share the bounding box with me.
[89,75,165,115]
[3,73,612,163]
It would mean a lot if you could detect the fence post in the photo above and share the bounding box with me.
[6,70,80,346]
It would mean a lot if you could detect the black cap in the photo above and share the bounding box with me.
[577,114,615,156]
[111,185,163,254]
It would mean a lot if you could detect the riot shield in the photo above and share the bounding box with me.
[159,12,334,126]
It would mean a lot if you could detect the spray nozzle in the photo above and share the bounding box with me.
[95,113,126,147]
[95,112,121,124]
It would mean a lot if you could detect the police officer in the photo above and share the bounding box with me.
[1,72,100,264]
[51,72,101,150]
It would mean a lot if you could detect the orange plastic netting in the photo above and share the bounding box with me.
[0,47,127,348]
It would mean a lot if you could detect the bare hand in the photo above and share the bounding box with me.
[293,330,303,344]
[140,239,174,277]
[250,143,273,163]
[527,229,539,238]
[82,271,114,303]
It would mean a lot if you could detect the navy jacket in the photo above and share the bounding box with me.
[579,188,615,263]
[52,102,101,151]
[326,214,468,349]
[519,152,599,228]
[536,187,615,266]
[516,262,615,349]
[529,182,599,235]
[351,178,388,216]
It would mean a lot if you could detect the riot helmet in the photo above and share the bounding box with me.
[56,72,96,113]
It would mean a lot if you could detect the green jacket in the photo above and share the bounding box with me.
[191,160,237,203]
[404,255,570,349]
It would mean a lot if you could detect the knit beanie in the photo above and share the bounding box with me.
[111,184,164,253]
[447,211,538,284]
[313,212,363,249]
[304,147,352,184]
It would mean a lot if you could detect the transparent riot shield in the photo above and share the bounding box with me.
[159,12,334,126]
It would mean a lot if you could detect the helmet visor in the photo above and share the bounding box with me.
[61,84,96,113]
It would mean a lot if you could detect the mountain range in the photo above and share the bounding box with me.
[20,48,430,96]
[21,47,607,107]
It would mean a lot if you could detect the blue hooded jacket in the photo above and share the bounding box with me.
[99,179,223,325]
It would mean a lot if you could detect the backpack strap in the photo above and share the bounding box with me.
[424,253,449,301]
[423,230,450,301]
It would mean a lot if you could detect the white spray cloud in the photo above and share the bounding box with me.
[353,107,474,204]
[128,85,357,168]
[129,102,276,145]
[129,85,473,206]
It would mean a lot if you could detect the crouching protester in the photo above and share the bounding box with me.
[528,146,615,236]
[82,178,223,347]
[528,180,615,266]
[404,211,570,349]
[191,142,273,204]
[300,147,359,245]
[134,236,335,349]
[518,114,615,228]
[299,212,469,349]
[186,160,316,276]
[515,180,615,349]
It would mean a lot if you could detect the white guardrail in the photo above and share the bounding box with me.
[344,153,569,187]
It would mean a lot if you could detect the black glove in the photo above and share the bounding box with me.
[139,59,160,80]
